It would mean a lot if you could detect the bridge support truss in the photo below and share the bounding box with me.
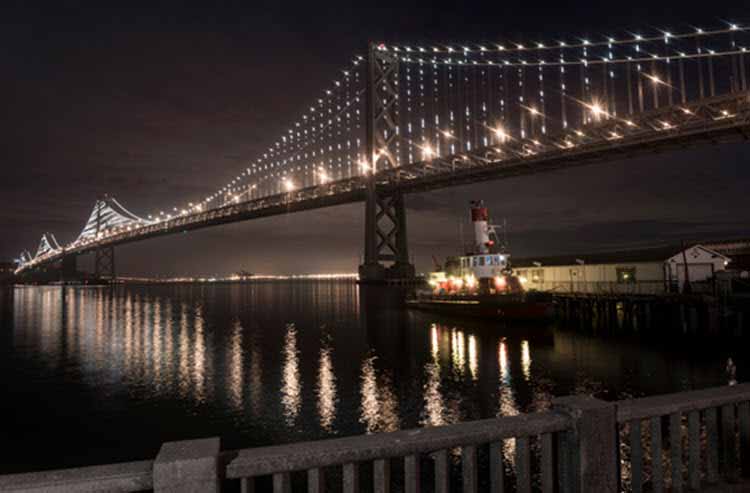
[359,44,415,283]
[94,246,115,281]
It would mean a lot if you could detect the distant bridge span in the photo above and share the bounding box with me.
[15,24,750,280]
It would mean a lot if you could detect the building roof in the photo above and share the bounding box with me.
[512,244,726,268]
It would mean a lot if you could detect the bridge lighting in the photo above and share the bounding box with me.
[681,108,694,115]
[317,169,330,183]
[493,126,510,142]
[283,178,295,192]
[440,130,454,139]
[730,24,739,31]
[525,106,542,117]
[421,144,435,160]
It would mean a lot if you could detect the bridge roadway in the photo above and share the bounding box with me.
[24,91,750,271]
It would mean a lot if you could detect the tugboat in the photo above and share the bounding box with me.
[407,200,554,321]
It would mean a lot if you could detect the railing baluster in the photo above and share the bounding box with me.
[374,459,390,493]
[557,429,576,493]
[740,401,750,478]
[688,410,701,490]
[405,455,420,493]
[516,436,531,493]
[309,468,324,493]
[490,441,504,493]
[462,445,478,493]
[241,477,255,493]
[721,403,738,481]
[343,463,359,493]
[541,433,554,493]
[650,416,663,493]
[630,419,643,493]
[434,450,449,493]
[670,412,683,493]
[274,472,292,493]
[706,407,719,483]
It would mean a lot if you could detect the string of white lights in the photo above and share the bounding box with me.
[379,25,747,54]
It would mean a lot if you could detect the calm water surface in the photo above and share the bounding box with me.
[0,283,741,474]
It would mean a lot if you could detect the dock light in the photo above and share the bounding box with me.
[494,275,507,291]
[465,274,478,290]
[519,276,528,285]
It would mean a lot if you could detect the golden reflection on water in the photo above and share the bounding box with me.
[248,335,263,418]
[468,334,479,381]
[497,339,520,469]
[9,286,560,445]
[521,340,532,382]
[360,355,400,433]
[317,339,337,432]
[281,323,302,427]
[193,305,208,403]
[228,320,244,411]
[451,328,466,379]
[178,304,190,398]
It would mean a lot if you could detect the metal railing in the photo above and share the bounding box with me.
[2,385,749,492]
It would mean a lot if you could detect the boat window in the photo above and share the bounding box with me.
[486,255,493,265]
[478,257,485,266]
[532,269,544,283]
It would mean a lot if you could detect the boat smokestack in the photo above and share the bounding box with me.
[470,200,492,254]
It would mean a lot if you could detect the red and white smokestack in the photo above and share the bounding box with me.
[470,200,492,254]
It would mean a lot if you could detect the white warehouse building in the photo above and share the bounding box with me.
[512,244,730,295]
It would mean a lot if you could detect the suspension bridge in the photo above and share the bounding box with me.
[14,24,750,282]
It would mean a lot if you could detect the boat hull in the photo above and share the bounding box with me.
[406,293,555,322]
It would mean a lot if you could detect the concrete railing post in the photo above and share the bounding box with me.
[153,437,222,493]
[553,396,618,493]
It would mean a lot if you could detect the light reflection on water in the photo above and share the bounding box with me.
[0,284,738,474]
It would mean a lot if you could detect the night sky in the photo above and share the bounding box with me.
[2,1,749,276]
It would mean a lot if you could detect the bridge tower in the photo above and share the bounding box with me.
[359,43,415,283]
[94,196,116,281]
